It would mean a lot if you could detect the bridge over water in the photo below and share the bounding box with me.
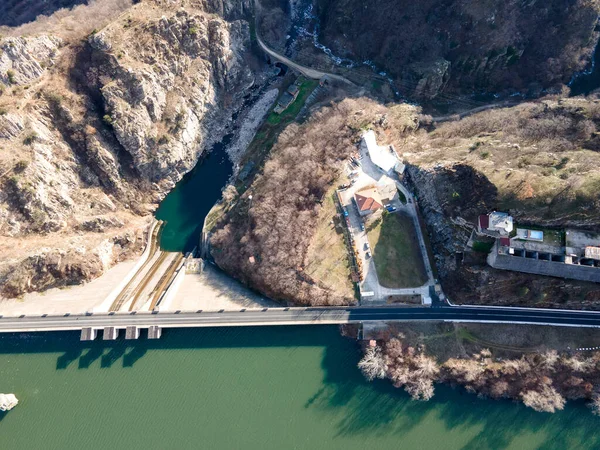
[2,306,600,340]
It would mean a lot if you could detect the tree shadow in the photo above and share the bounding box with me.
[304,331,600,449]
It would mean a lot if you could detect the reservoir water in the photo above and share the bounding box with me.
[1,326,600,449]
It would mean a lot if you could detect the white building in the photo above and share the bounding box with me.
[362,130,399,173]
[478,211,514,237]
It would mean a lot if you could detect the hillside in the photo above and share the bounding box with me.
[210,94,600,308]
[315,0,600,99]
[0,0,256,297]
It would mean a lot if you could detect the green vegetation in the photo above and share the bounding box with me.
[13,160,29,173]
[6,70,16,85]
[397,188,407,204]
[236,77,318,191]
[102,114,113,126]
[472,240,494,253]
[23,132,38,146]
[368,212,428,288]
[267,78,319,126]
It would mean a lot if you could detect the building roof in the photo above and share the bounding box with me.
[355,188,383,212]
[362,130,399,173]
[478,215,490,230]
[488,212,513,234]
[585,246,600,260]
[500,237,511,247]
[394,161,406,174]
[278,92,295,108]
[287,84,300,96]
[516,228,544,241]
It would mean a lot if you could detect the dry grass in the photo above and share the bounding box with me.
[304,186,354,298]
[370,322,600,361]
[1,0,134,42]
[402,97,600,221]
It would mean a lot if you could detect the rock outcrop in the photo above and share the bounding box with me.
[0,36,61,86]
[0,0,257,298]
[0,393,18,411]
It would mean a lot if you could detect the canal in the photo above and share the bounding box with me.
[1,326,600,449]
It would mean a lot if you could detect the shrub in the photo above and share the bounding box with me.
[102,114,113,126]
[6,70,16,84]
[480,151,490,159]
[14,160,29,173]
[23,132,38,145]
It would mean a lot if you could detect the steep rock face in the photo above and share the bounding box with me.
[91,9,252,181]
[317,0,600,99]
[0,0,256,298]
[0,36,62,86]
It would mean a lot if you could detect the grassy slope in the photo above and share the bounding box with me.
[368,212,427,288]
[304,187,354,297]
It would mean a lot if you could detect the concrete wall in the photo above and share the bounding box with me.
[488,244,600,283]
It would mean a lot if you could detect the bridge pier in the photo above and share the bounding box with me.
[80,327,97,341]
[125,326,140,340]
[148,326,162,339]
[103,326,119,340]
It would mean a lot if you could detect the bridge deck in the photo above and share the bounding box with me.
[2,306,600,334]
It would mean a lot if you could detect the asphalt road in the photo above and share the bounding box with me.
[3,306,600,333]
[254,13,354,85]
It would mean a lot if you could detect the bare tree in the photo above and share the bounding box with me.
[358,347,387,381]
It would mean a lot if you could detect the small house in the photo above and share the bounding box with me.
[516,228,544,242]
[585,246,600,260]
[273,83,302,114]
[354,187,384,216]
[478,211,513,237]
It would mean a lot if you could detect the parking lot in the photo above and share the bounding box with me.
[336,139,432,304]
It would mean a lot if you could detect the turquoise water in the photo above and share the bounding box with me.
[1,326,599,450]
[155,137,233,253]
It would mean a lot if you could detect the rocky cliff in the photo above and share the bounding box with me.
[316,0,600,99]
[0,0,257,297]
[0,393,18,411]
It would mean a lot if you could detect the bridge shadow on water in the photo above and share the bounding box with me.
[1,326,600,447]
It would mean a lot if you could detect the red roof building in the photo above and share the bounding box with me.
[354,188,384,216]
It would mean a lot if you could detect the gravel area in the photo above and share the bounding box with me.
[227,88,279,165]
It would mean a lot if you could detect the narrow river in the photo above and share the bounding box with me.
[154,135,233,253]
[1,327,600,449]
